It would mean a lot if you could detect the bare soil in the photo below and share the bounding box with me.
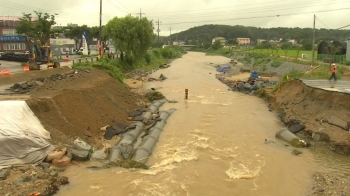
[23,68,148,146]
[0,68,149,195]
[268,79,350,154]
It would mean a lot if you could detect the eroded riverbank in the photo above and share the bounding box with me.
[57,52,317,196]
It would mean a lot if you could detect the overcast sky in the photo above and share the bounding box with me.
[1,0,350,36]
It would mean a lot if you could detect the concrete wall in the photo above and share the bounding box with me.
[347,38,350,62]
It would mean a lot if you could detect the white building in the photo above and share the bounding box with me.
[212,37,226,45]
[257,39,266,44]
[288,39,297,45]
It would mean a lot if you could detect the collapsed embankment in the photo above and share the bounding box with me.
[266,79,350,155]
[25,68,148,146]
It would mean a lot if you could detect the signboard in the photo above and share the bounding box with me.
[81,31,89,55]
[50,39,75,45]
[0,36,25,42]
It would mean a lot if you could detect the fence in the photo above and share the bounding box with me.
[317,54,347,63]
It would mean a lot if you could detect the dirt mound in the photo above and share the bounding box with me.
[26,68,148,146]
[0,67,72,86]
[270,79,350,154]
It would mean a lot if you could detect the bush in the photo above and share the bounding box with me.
[145,52,151,64]
[271,60,282,68]
[345,61,350,66]
[152,49,161,59]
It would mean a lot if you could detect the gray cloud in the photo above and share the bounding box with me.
[1,0,349,36]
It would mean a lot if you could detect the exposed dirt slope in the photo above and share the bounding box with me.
[269,79,350,154]
[0,67,72,85]
[25,68,148,145]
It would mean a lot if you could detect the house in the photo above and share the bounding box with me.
[288,39,297,45]
[237,38,250,45]
[212,37,226,45]
[173,41,185,46]
[257,39,266,44]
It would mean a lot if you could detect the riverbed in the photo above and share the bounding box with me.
[57,52,349,196]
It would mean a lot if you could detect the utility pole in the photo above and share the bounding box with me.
[137,8,145,20]
[99,0,102,56]
[169,25,172,46]
[155,18,162,47]
[311,14,316,66]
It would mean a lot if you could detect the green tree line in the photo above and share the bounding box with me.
[171,24,350,45]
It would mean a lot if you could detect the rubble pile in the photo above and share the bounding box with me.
[6,69,91,94]
[216,74,272,96]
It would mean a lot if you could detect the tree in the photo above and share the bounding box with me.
[103,15,155,65]
[301,39,312,50]
[281,42,292,57]
[294,45,302,59]
[212,40,222,50]
[326,44,342,61]
[227,39,238,45]
[16,11,56,46]
[202,41,211,49]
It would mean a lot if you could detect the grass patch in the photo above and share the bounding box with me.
[72,47,185,82]
[271,60,282,68]
[252,49,315,58]
[72,57,124,83]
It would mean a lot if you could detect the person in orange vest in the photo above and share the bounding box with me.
[329,63,337,82]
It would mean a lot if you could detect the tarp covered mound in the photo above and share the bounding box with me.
[216,65,231,72]
[0,101,54,169]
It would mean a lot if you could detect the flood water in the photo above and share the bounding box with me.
[57,52,350,196]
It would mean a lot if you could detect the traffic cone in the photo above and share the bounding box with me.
[24,65,30,72]
[2,69,11,76]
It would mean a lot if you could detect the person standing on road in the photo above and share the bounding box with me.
[329,63,337,82]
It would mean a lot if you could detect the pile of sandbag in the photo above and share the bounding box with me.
[45,146,72,167]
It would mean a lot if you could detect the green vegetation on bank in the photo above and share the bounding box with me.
[72,46,186,82]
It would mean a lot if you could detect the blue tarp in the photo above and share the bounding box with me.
[250,71,259,78]
[216,65,231,72]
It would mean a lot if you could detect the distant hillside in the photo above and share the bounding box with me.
[170,24,350,43]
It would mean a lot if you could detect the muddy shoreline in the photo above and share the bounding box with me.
[215,61,350,196]
[1,52,350,195]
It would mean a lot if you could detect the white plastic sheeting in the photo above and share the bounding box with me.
[0,101,54,169]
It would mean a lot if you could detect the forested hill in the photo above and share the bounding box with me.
[172,24,350,43]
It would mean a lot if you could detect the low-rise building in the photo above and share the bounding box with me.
[257,39,266,44]
[212,37,226,45]
[0,16,28,52]
[237,38,250,45]
[288,39,297,45]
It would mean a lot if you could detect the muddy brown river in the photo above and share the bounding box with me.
[57,52,350,196]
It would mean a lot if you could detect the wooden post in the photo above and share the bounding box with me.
[185,89,188,100]
[79,58,81,63]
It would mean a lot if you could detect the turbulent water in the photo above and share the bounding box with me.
[57,52,350,196]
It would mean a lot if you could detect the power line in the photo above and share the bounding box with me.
[161,7,350,26]
[0,0,87,16]
[337,24,350,30]
[169,25,172,45]
[144,0,315,14]
[315,16,330,29]
[106,0,130,14]
[145,0,344,16]
[155,18,162,45]
[115,0,132,13]
[146,0,348,19]
[136,8,145,20]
